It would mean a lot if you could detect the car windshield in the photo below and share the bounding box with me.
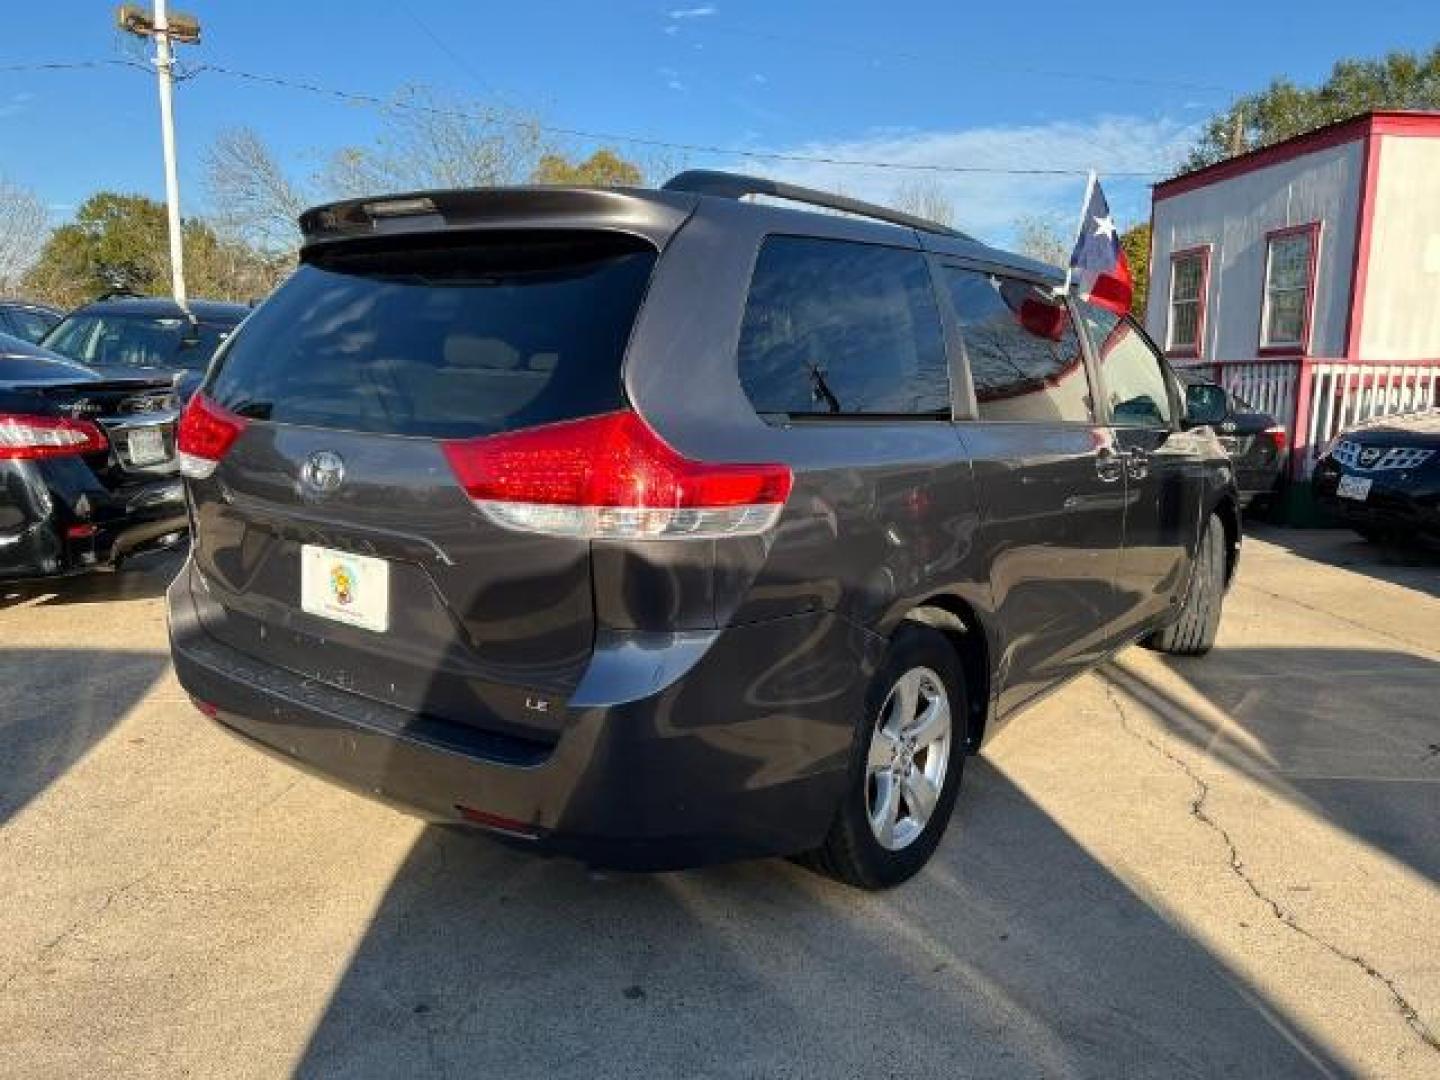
[42,312,236,372]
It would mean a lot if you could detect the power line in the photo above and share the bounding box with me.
[0,58,149,74]
[190,62,1176,179]
[3,55,1184,179]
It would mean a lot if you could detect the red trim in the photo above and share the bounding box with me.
[1259,222,1321,355]
[1153,111,1440,203]
[1345,132,1384,357]
[1164,245,1210,358]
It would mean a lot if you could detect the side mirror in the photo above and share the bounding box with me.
[1184,381,1228,427]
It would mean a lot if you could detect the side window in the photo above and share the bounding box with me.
[944,268,1093,423]
[1076,302,1175,427]
[737,236,949,418]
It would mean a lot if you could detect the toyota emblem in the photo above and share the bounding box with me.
[301,450,346,495]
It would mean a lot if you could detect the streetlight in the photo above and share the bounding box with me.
[117,3,201,308]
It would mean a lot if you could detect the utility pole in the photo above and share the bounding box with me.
[118,3,201,308]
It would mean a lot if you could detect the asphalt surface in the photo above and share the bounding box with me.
[0,525,1437,1079]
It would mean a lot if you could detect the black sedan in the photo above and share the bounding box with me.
[1,332,187,580]
[40,296,248,401]
[1314,411,1440,544]
[1178,369,1287,508]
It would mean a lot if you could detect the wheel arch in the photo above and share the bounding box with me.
[1211,494,1241,585]
[900,595,992,751]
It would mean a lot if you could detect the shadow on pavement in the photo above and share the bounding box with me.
[0,647,169,825]
[1104,647,1440,886]
[1245,524,1440,600]
[0,550,183,610]
[293,760,1342,1078]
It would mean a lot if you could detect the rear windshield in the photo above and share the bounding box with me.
[205,231,658,438]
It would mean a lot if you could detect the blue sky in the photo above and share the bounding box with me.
[2,1,1436,245]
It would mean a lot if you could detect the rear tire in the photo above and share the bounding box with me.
[800,623,966,890]
[1145,512,1226,657]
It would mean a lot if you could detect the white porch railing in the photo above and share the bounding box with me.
[1175,357,1440,480]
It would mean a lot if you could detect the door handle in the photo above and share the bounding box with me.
[1095,446,1123,483]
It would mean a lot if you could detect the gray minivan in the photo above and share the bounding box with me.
[168,172,1239,888]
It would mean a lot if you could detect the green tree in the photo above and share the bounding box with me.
[1182,45,1440,172]
[1120,221,1151,319]
[23,192,283,308]
[531,149,644,186]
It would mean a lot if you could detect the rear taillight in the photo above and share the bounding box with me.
[442,410,793,540]
[177,393,248,479]
[0,413,108,460]
[1264,425,1288,453]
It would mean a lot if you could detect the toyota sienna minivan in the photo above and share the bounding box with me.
[168,171,1239,888]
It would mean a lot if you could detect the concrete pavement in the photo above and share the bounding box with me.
[0,526,1437,1078]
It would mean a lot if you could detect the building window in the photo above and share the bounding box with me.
[1166,247,1209,357]
[1261,223,1320,353]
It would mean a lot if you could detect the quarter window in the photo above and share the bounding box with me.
[1166,248,1208,355]
[944,268,1093,423]
[1077,303,1174,427]
[1261,225,1318,351]
[737,237,950,418]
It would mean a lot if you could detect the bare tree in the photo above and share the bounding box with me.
[0,176,48,296]
[320,85,548,197]
[205,128,308,255]
[1013,214,1072,269]
[206,87,552,262]
[892,178,956,228]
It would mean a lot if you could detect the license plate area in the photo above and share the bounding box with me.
[300,545,390,633]
[127,426,168,466]
[1337,474,1372,501]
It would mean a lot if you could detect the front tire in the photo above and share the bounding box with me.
[801,623,966,889]
[1145,512,1226,656]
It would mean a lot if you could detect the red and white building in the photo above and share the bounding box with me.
[1146,111,1440,491]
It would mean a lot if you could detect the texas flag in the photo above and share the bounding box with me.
[1069,178,1133,315]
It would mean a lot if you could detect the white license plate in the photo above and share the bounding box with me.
[128,426,168,465]
[1337,475,1372,501]
[300,545,390,633]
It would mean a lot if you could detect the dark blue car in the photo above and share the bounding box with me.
[40,295,249,401]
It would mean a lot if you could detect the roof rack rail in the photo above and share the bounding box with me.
[662,169,972,240]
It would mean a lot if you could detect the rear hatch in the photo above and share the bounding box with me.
[187,229,660,745]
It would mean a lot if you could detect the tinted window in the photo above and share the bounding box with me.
[207,232,657,438]
[944,269,1092,423]
[8,308,58,344]
[737,237,948,417]
[43,313,236,372]
[1077,303,1175,427]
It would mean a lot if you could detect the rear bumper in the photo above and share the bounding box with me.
[0,460,187,581]
[167,560,883,869]
[1312,461,1440,539]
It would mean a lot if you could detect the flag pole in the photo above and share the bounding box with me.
[1060,169,1098,297]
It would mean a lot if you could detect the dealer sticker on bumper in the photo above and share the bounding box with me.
[300,544,390,633]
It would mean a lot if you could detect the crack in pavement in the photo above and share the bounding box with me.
[1235,579,1435,657]
[0,777,301,998]
[1104,683,1440,1057]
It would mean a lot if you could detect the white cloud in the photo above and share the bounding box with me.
[0,91,35,119]
[667,5,717,17]
[730,114,1198,244]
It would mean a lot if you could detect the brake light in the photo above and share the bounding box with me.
[1263,425,1288,453]
[0,413,108,460]
[177,393,247,479]
[442,410,793,539]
